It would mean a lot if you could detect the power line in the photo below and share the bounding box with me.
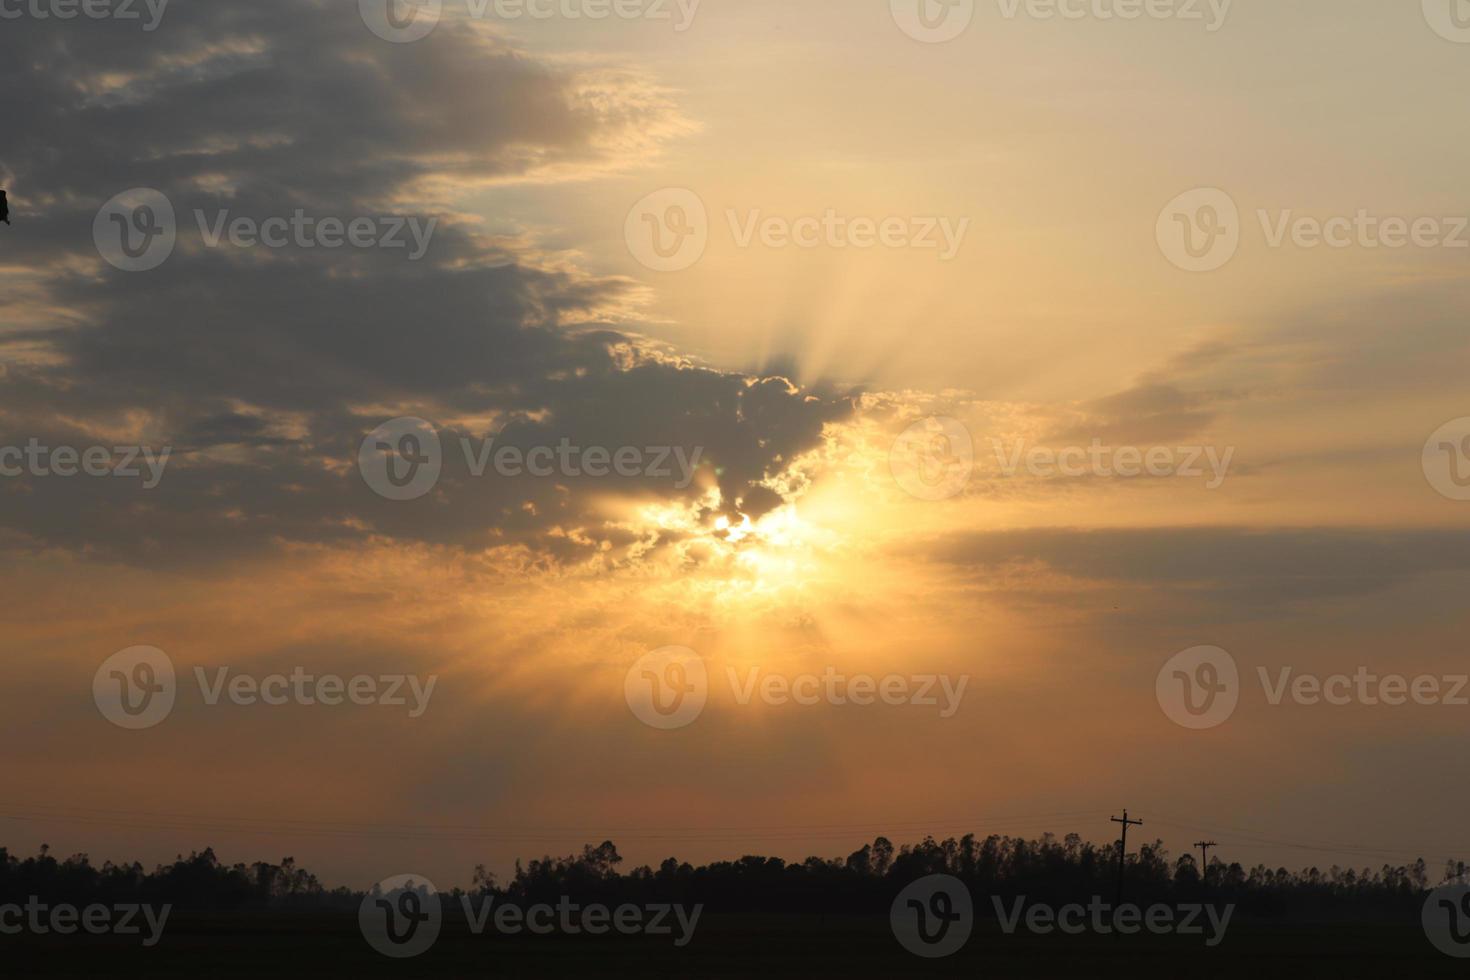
[0,802,1115,846]
[3,801,1466,866]
[0,800,1110,834]
[1110,810,1143,906]
[1194,840,1217,875]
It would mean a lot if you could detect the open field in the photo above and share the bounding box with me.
[2,912,1461,978]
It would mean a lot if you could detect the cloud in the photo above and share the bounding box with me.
[1137,280,1470,402]
[1045,382,1231,445]
[0,0,851,566]
[927,526,1470,608]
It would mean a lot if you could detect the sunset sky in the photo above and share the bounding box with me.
[2,0,1469,890]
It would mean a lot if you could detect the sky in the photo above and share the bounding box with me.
[1,0,1469,890]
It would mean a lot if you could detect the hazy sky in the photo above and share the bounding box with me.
[2,0,1469,889]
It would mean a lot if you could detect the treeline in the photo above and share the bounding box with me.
[1,834,1454,921]
[0,845,349,910]
[492,835,1442,922]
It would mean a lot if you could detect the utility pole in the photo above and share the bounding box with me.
[1194,840,1217,880]
[1111,810,1144,907]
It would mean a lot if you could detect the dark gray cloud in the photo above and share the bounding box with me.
[1137,280,1470,401]
[0,0,852,565]
[928,526,1470,608]
[1045,382,1232,445]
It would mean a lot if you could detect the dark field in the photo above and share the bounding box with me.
[2,912,1461,978]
